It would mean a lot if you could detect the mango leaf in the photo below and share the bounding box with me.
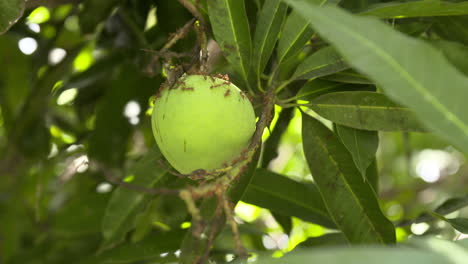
[428,211,468,234]
[399,195,468,226]
[408,237,468,264]
[292,46,348,80]
[456,239,468,250]
[271,212,293,234]
[336,125,378,179]
[78,230,184,264]
[0,35,31,132]
[341,0,378,10]
[0,0,25,34]
[246,247,454,264]
[445,218,468,234]
[322,69,373,84]
[430,40,468,76]
[252,0,288,78]
[284,0,468,153]
[434,195,468,215]
[360,1,468,19]
[297,232,347,248]
[433,16,468,46]
[101,149,167,249]
[242,168,336,228]
[208,0,252,82]
[309,91,424,131]
[277,0,338,64]
[302,113,395,244]
[365,159,379,193]
[54,192,109,237]
[262,107,294,167]
[295,80,374,101]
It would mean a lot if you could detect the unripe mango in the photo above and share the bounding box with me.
[151,74,256,174]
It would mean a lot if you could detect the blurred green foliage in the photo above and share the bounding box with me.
[1,0,468,263]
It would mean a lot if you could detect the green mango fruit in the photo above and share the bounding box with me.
[151,74,256,174]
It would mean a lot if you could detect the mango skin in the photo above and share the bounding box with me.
[151,74,256,174]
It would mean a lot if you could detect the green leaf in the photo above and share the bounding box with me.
[301,113,395,244]
[271,212,293,234]
[292,46,348,80]
[399,195,468,226]
[277,0,338,64]
[242,168,336,228]
[408,237,468,264]
[247,247,454,264]
[101,150,167,248]
[295,79,374,101]
[0,35,31,133]
[309,91,424,131]
[434,195,468,215]
[365,159,379,193]
[433,16,468,46]
[456,238,468,250]
[430,40,468,76]
[360,1,468,19]
[253,0,288,77]
[284,0,468,153]
[445,218,468,234]
[262,107,293,167]
[0,0,25,34]
[322,69,373,84]
[336,125,378,178]
[54,192,109,237]
[297,232,347,248]
[78,230,184,264]
[208,0,252,82]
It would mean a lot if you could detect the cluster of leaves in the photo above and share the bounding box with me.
[1,0,468,263]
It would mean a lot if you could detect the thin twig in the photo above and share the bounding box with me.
[223,196,247,258]
[196,200,225,264]
[177,0,206,25]
[145,19,196,75]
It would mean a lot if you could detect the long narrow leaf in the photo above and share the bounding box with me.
[302,113,395,244]
[336,125,378,178]
[208,0,252,82]
[360,1,468,19]
[310,91,425,131]
[284,0,468,153]
[292,46,348,80]
[253,0,288,77]
[277,0,338,63]
[242,168,336,228]
[0,0,25,34]
[101,150,166,247]
[247,247,454,264]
